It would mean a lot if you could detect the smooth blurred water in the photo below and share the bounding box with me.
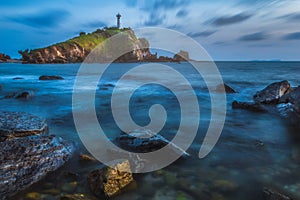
[1,62,300,200]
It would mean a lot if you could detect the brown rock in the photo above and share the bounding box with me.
[88,160,134,197]
[39,75,64,80]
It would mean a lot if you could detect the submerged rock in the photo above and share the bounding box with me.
[39,75,64,80]
[254,80,292,104]
[79,154,96,162]
[0,111,48,140]
[232,101,266,112]
[4,90,35,100]
[216,84,237,94]
[61,194,98,200]
[0,135,74,200]
[12,77,24,80]
[263,188,292,200]
[88,160,134,198]
[115,129,189,156]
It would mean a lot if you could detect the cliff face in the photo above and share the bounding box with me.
[19,28,151,64]
[0,52,11,62]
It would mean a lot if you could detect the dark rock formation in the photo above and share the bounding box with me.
[0,135,74,200]
[0,84,2,91]
[61,194,97,200]
[115,129,189,156]
[12,77,24,80]
[232,101,266,112]
[173,50,190,62]
[0,111,47,140]
[4,90,35,100]
[216,84,237,94]
[39,75,64,80]
[263,188,292,200]
[88,160,134,197]
[0,53,10,62]
[254,80,292,104]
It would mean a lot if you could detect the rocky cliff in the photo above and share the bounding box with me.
[19,27,151,64]
[0,52,11,62]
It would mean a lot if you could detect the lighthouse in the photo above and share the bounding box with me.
[116,13,121,29]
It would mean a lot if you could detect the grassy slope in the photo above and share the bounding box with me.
[30,27,132,53]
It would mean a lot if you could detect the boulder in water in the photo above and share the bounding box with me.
[254,80,292,104]
[88,160,134,197]
[0,135,74,199]
[263,188,292,200]
[0,111,48,140]
[39,75,64,80]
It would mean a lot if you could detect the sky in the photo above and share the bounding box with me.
[0,0,300,61]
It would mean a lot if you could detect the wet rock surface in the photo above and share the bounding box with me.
[88,160,134,198]
[0,135,74,200]
[0,111,48,140]
[263,188,292,200]
[232,81,300,125]
[39,75,64,80]
[254,80,292,104]
[4,90,35,100]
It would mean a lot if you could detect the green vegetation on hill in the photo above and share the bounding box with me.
[31,27,132,54]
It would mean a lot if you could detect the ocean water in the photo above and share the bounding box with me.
[0,61,300,200]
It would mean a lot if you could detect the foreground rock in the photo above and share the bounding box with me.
[263,188,292,200]
[39,75,64,80]
[254,80,292,104]
[0,135,74,200]
[61,194,98,200]
[88,160,134,198]
[216,84,237,94]
[0,111,48,140]
[233,81,300,125]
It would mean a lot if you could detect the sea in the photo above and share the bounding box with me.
[0,61,300,200]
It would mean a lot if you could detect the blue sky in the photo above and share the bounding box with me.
[0,0,300,60]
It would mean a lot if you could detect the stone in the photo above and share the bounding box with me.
[61,194,98,200]
[213,179,238,193]
[254,80,292,104]
[25,192,41,200]
[79,154,96,162]
[0,84,2,91]
[173,50,190,62]
[0,135,74,199]
[4,90,35,100]
[115,129,189,156]
[39,75,64,80]
[232,101,267,112]
[0,111,48,140]
[13,77,24,80]
[216,84,237,94]
[263,188,292,200]
[42,188,60,195]
[88,160,134,197]
[61,181,78,193]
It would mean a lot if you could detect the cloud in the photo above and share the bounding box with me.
[211,13,252,26]
[144,13,166,26]
[176,9,188,18]
[239,32,269,41]
[188,30,217,38]
[7,9,70,28]
[279,13,300,22]
[283,32,300,40]
[152,0,190,10]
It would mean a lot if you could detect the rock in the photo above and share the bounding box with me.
[39,75,64,80]
[232,101,267,112]
[4,90,35,100]
[213,179,238,193]
[88,160,134,197]
[61,181,78,193]
[0,84,2,91]
[25,192,41,200]
[13,77,24,80]
[0,111,48,140]
[263,188,292,200]
[79,154,96,162]
[61,194,98,200]
[0,135,75,199]
[115,129,189,156]
[216,84,237,94]
[42,188,60,195]
[254,81,292,104]
[173,50,190,62]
